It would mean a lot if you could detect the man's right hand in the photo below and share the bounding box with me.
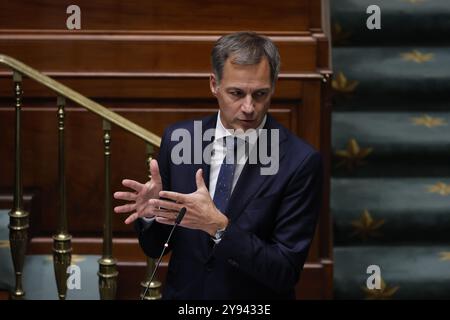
[113,159,163,224]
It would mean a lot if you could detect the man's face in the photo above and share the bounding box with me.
[210,57,273,131]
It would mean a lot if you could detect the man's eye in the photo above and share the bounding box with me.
[254,91,267,98]
[230,91,242,97]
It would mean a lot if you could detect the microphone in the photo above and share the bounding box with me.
[141,206,187,300]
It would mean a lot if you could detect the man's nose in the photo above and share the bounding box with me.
[241,94,255,113]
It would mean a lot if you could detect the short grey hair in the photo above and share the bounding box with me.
[211,31,280,88]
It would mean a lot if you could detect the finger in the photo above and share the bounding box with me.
[113,191,137,201]
[155,216,175,225]
[122,179,144,193]
[195,168,206,190]
[114,203,136,213]
[150,198,182,212]
[150,159,162,185]
[138,203,175,217]
[153,209,179,220]
[124,212,139,224]
[158,190,186,203]
[125,208,159,224]
[138,204,155,217]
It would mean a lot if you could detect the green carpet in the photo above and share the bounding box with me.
[331,0,450,45]
[332,47,450,110]
[332,178,450,244]
[331,0,450,299]
[333,112,450,155]
[332,111,450,176]
[334,246,450,299]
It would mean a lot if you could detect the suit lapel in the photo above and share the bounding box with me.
[226,114,288,223]
[200,113,217,189]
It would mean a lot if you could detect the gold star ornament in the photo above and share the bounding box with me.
[439,252,450,261]
[411,115,447,128]
[401,50,434,63]
[401,0,427,4]
[332,23,352,46]
[351,209,385,241]
[332,72,359,93]
[335,138,373,171]
[427,182,450,196]
[363,278,399,300]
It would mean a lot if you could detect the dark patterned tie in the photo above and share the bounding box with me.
[213,136,237,214]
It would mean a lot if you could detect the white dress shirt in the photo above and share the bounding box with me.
[208,112,267,201]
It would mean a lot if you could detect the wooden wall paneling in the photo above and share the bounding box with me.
[0,35,318,73]
[319,74,333,299]
[0,76,306,99]
[310,0,323,31]
[299,82,322,265]
[0,0,310,32]
[314,33,331,70]
[299,80,321,148]
[29,237,147,261]
[0,0,332,299]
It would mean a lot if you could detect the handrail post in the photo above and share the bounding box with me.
[8,71,29,300]
[52,96,72,300]
[98,120,118,300]
[140,143,162,300]
[140,257,162,300]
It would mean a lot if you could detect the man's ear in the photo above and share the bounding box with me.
[209,73,218,96]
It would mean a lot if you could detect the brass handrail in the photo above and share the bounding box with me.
[0,54,161,147]
[2,53,162,300]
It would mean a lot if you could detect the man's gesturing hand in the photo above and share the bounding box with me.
[113,159,164,224]
[151,169,228,236]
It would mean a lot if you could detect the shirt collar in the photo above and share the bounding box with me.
[215,111,267,144]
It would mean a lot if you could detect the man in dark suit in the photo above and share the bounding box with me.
[114,32,323,299]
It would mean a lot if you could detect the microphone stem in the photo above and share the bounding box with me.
[141,221,179,300]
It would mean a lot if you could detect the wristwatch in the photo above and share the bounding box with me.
[212,226,227,244]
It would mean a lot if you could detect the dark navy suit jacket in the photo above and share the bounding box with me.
[135,113,323,299]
